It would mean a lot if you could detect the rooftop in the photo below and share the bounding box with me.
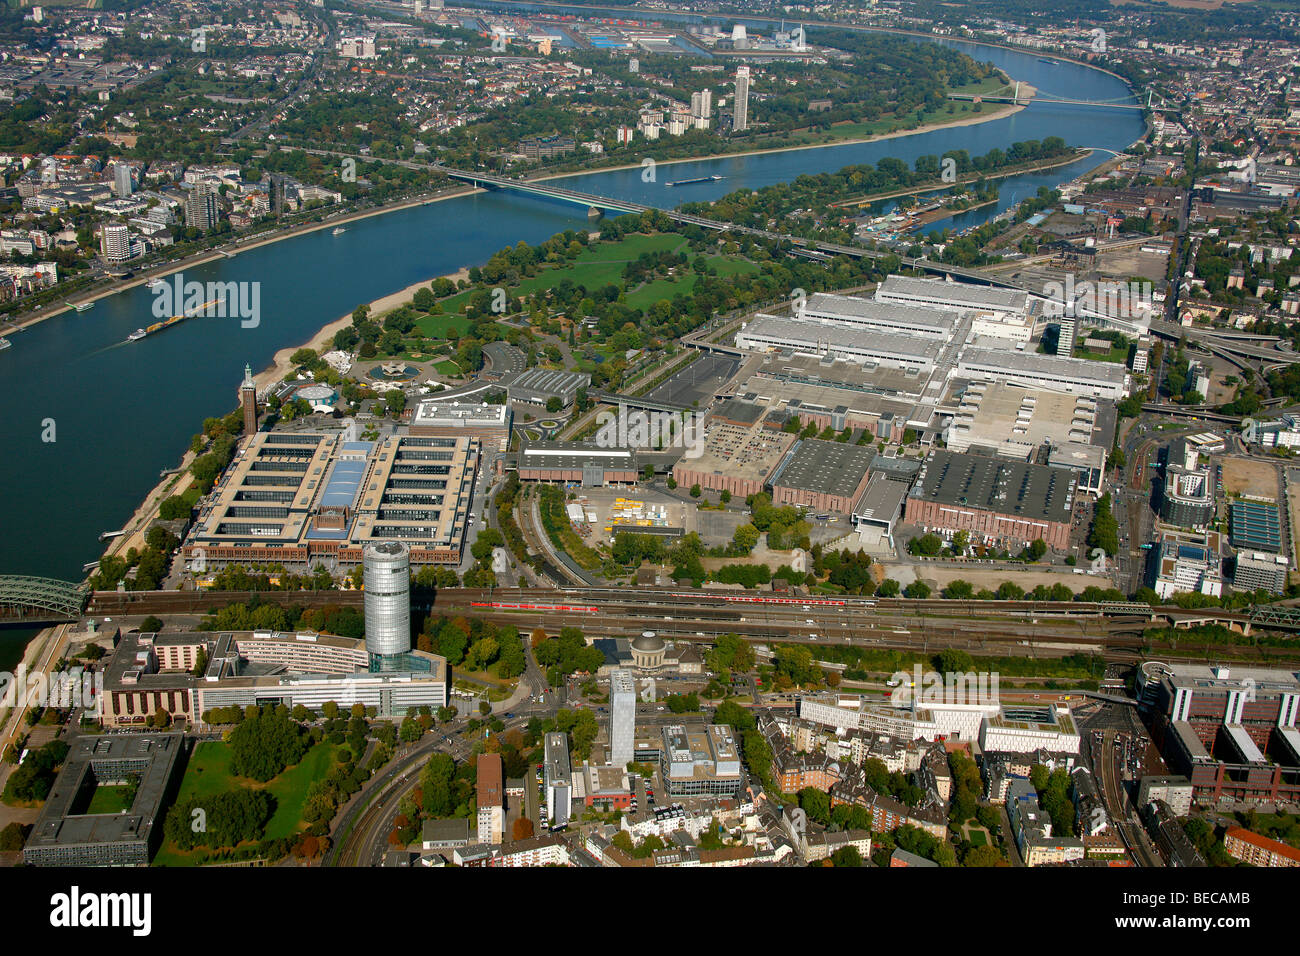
[770,437,874,499]
[910,449,1077,524]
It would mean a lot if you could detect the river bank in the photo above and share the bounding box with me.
[249,266,473,393]
[528,100,1026,185]
[1,183,483,338]
[1,90,1030,341]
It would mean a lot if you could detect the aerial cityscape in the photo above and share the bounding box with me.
[0,0,1294,925]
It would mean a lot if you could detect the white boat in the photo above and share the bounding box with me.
[332,226,346,235]
[0,337,10,352]
[127,328,146,342]
[146,277,166,289]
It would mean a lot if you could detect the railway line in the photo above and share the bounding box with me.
[88,587,1299,666]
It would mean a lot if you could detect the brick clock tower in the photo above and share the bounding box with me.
[240,364,258,435]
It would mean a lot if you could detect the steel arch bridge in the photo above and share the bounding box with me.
[0,576,89,623]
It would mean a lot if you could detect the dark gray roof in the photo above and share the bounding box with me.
[910,449,1076,524]
[770,438,874,499]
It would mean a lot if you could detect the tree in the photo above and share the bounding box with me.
[690,483,702,498]
[546,396,563,413]
[228,707,309,782]
[139,615,165,633]
[731,523,760,554]
[904,581,931,599]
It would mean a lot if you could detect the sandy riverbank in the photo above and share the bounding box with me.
[251,266,473,391]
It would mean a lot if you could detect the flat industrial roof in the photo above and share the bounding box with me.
[770,438,874,499]
[803,291,959,333]
[910,449,1077,524]
[738,314,942,366]
[877,274,1030,312]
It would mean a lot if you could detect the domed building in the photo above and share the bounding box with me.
[630,631,666,670]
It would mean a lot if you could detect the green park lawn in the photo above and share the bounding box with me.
[411,233,757,323]
[152,740,337,865]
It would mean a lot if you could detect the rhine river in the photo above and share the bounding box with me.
[0,34,1143,667]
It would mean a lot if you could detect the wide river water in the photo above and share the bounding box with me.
[0,29,1143,667]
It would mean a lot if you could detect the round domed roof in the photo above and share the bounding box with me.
[631,631,665,652]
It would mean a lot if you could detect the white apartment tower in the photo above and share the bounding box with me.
[733,67,750,132]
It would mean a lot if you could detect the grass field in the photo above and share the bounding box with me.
[152,740,337,865]
[85,784,134,815]
[420,233,756,321]
[433,359,462,376]
[413,311,472,339]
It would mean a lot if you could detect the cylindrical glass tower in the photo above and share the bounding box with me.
[364,541,411,658]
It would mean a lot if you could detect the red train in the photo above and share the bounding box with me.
[471,602,598,613]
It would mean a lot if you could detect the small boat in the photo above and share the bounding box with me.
[127,328,146,342]
[1038,58,1056,64]
[68,300,94,312]
[0,337,10,352]
[332,226,346,235]
[146,277,166,289]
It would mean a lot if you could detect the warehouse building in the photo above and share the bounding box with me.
[509,439,681,486]
[671,416,796,498]
[954,348,1128,401]
[874,274,1030,324]
[851,473,910,542]
[735,314,941,373]
[768,438,875,515]
[941,381,1112,494]
[410,401,513,448]
[903,449,1077,551]
[798,291,958,338]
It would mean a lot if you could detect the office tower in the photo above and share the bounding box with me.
[476,753,504,844]
[240,363,258,434]
[544,732,572,827]
[185,183,218,231]
[99,223,129,262]
[733,66,750,132]
[113,163,133,198]
[1057,301,1076,358]
[609,669,636,767]
[363,541,411,659]
[628,57,639,73]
